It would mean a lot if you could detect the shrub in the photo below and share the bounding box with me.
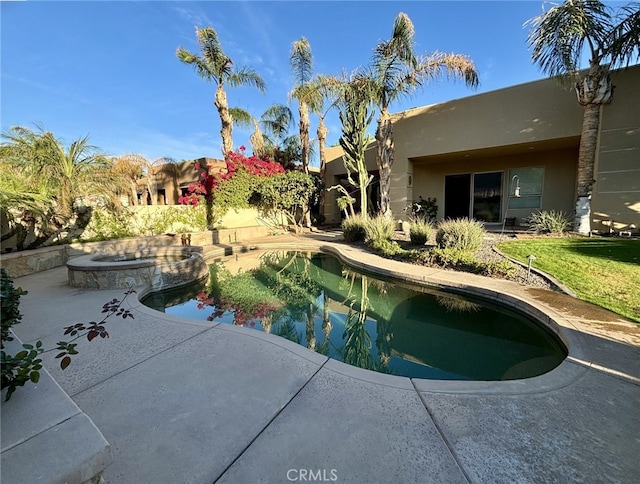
[342,214,368,243]
[413,246,517,279]
[482,259,517,278]
[526,210,572,234]
[1,268,135,401]
[436,218,485,251]
[1,269,43,400]
[409,217,433,245]
[364,215,396,245]
[424,247,482,272]
[368,238,406,257]
[410,196,438,222]
[252,170,320,230]
[0,268,26,345]
[79,206,135,241]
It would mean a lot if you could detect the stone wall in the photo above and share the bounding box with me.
[67,247,208,290]
[0,227,276,278]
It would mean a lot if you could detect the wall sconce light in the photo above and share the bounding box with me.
[512,175,521,197]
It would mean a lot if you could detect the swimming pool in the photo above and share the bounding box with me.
[142,250,567,380]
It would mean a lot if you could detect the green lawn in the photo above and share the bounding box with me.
[496,237,640,323]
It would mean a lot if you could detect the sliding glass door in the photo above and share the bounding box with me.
[444,172,502,222]
[444,174,471,219]
[472,172,502,222]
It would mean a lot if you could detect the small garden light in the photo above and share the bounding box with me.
[526,254,537,282]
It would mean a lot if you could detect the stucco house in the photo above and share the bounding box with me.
[136,157,224,205]
[322,64,640,235]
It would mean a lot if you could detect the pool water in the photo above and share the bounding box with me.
[142,250,567,381]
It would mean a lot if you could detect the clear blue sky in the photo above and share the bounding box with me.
[0,1,623,165]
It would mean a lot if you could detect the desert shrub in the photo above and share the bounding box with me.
[368,238,406,257]
[410,196,438,222]
[414,246,517,279]
[424,247,482,272]
[342,214,368,243]
[409,217,433,245]
[482,259,517,278]
[436,218,485,251]
[364,215,396,245]
[526,210,572,234]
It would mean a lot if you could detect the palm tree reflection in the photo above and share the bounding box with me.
[339,273,392,373]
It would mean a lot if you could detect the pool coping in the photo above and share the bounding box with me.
[130,238,591,396]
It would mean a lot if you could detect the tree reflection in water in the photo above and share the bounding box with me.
[193,251,394,372]
[148,250,567,380]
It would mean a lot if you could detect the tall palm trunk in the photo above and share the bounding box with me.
[129,181,139,206]
[317,119,328,221]
[250,120,265,159]
[299,101,310,174]
[215,84,233,156]
[574,63,613,234]
[375,109,394,217]
[306,303,316,351]
[300,101,312,227]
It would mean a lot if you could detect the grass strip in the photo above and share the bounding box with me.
[496,237,640,323]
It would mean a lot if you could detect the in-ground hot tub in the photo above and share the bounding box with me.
[67,246,208,290]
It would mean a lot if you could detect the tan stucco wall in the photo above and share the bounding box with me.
[591,66,640,234]
[322,65,640,232]
[393,80,583,158]
[390,74,584,220]
[323,144,379,224]
[412,147,577,224]
[140,158,225,206]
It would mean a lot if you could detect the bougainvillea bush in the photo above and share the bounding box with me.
[179,147,318,231]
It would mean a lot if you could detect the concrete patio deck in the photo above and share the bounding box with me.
[3,231,640,483]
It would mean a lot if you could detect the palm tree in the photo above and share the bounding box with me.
[0,161,52,247]
[244,104,296,165]
[2,126,121,220]
[371,12,479,217]
[177,26,266,157]
[1,126,127,248]
[112,154,145,206]
[307,74,342,221]
[289,37,314,175]
[526,0,640,234]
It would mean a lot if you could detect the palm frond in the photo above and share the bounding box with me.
[261,104,293,140]
[525,0,613,77]
[227,66,267,93]
[197,26,225,65]
[418,52,479,88]
[176,47,215,81]
[228,107,254,128]
[290,37,314,86]
[306,74,343,115]
[607,2,640,67]
[375,12,417,69]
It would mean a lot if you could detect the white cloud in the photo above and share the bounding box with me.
[171,5,215,29]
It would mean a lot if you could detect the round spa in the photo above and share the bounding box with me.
[67,246,208,290]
